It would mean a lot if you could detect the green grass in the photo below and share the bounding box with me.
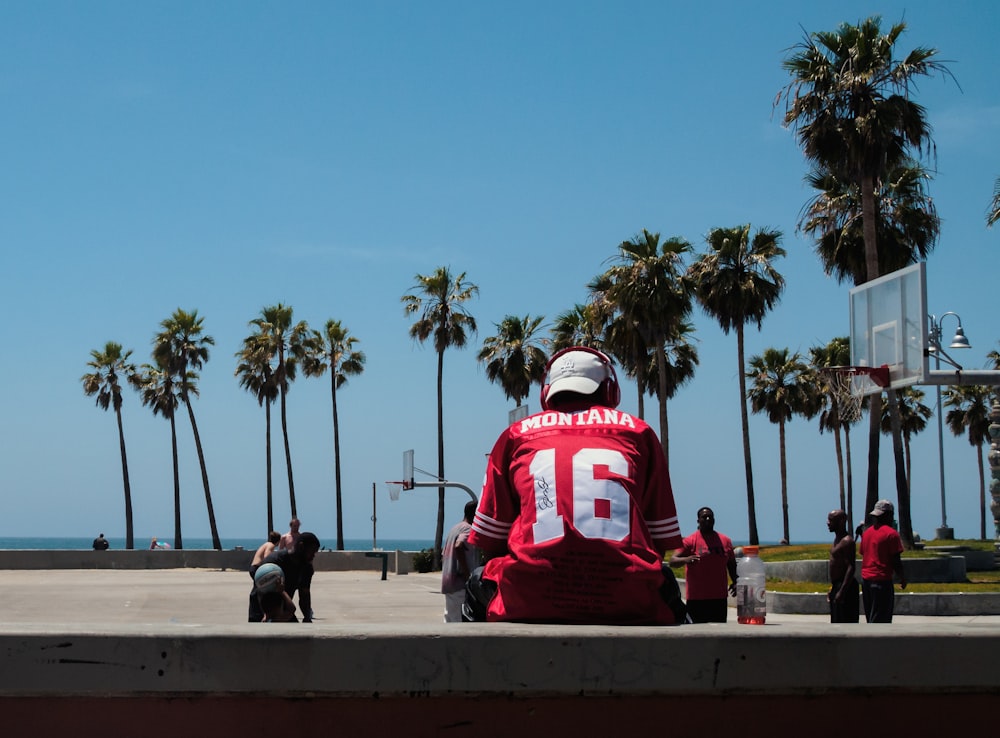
[756,539,1000,593]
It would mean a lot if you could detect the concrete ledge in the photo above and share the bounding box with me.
[765,557,970,583]
[2,624,998,734]
[769,590,1000,616]
[0,549,417,573]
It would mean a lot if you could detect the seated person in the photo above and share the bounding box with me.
[465,347,684,624]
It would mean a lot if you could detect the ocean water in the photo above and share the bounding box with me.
[0,536,433,552]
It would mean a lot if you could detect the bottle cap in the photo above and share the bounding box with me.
[743,545,759,556]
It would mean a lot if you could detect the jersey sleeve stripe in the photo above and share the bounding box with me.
[647,516,681,539]
[472,511,510,539]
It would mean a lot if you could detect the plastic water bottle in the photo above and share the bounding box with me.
[736,545,766,625]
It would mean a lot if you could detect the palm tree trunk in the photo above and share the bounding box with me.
[978,443,986,539]
[779,419,789,544]
[332,372,344,551]
[737,325,759,546]
[280,386,296,518]
[170,414,182,550]
[115,407,135,550]
[265,402,273,534]
[865,402,880,525]
[655,344,669,463]
[184,400,221,550]
[434,349,446,570]
[886,391,913,548]
[834,423,846,512]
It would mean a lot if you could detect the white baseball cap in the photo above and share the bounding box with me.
[545,349,610,401]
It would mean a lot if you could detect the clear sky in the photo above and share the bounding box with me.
[1,1,997,546]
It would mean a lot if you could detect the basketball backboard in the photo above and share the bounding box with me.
[402,449,414,490]
[849,262,928,392]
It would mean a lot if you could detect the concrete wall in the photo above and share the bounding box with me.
[769,590,1000,615]
[765,556,968,583]
[0,549,417,573]
[2,623,997,735]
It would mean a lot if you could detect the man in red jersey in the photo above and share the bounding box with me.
[464,346,684,624]
[859,499,906,623]
[669,507,737,623]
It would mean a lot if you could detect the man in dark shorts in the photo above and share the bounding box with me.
[827,509,859,623]
[859,500,907,623]
[247,531,320,622]
[92,533,109,551]
[670,507,737,623]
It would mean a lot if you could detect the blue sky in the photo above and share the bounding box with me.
[1,2,997,546]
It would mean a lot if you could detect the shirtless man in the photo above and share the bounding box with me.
[827,509,859,623]
[249,531,281,578]
[279,518,301,551]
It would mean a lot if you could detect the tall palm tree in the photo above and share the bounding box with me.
[82,342,137,550]
[478,314,548,409]
[301,320,366,551]
[879,387,932,493]
[747,347,818,544]
[596,231,693,459]
[944,385,995,539]
[235,333,280,533]
[248,304,310,519]
[779,16,952,544]
[688,224,785,546]
[131,359,185,549]
[153,309,221,550]
[402,267,478,568]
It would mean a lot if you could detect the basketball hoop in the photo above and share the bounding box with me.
[820,366,890,423]
[385,482,404,501]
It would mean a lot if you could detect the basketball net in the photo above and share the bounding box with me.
[820,366,888,424]
[385,482,403,502]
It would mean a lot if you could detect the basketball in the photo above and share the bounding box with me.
[253,563,284,594]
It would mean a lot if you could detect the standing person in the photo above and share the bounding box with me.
[247,531,320,623]
[92,533,110,551]
[827,509,859,623]
[465,346,684,624]
[859,500,907,623]
[249,531,282,579]
[279,518,301,551]
[441,501,479,623]
[669,507,737,623]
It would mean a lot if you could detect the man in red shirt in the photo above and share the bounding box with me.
[669,507,737,622]
[859,499,906,623]
[465,346,684,624]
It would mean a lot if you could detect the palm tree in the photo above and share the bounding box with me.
[988,177,1000,228]
[302,320,366,551]
[809,337,858,521]
[596,231,693,459]
[402,267,478,567]
[550,303,605,352]
[235,333,280,533]
[478,314,548,409]
[247,304,310,519]
[879,387,932,493]
[799,161,939,285]
[82,342,138,550]
[747,348,818,544]
[779,16,952,542]
[688,224,785,546]
[131,359,185,550]
[944,385,995,539]
[153,309,221,550]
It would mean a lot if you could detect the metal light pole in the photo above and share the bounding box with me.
[928,312,971,540]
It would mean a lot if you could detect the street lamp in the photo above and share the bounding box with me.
[927,312,972,540]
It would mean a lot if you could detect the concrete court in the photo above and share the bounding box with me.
[5,567,1000,627]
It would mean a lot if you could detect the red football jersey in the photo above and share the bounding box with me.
[467,406,682,624]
